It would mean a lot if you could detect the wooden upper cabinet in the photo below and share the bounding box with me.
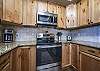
[22,0,36,25]
[47,2,57,14]
[57,5,66,28]
[14,0,22,24]
[90,0,100,23]
[37,0,47,12]
[77,0,89,26]
[0,0,22,24]
[66,4,77,28]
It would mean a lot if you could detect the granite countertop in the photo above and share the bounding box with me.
[0,41,36,56]
[64,41,100,49]
[1,40,100,57]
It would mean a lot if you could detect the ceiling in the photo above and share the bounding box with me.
[37,0,81,6]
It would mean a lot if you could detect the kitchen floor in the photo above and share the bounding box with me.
[37,66,77,71]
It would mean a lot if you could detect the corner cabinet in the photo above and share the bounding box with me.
[79,45,100,71]
[0,0,22,24]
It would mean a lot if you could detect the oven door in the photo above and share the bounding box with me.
[36,45,62,70]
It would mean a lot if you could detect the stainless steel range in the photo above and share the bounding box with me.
[36,31,62,71]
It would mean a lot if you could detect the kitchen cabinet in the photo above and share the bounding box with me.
[0,52,11,71]
[10,48,21,71]
[89,0,100,23]
[0,0,22,24]
[57,5,66,28]
[66,4,77,28]
[22,0,36,25]
[77,0,89,26]
[47,2,57,14]
[62,43,79,69]
[62,43,70,67]
[79,45,100,71]
[70,44,79,69]
[37,0,47,12]
[11,46,36,71]
[20,46,36,71]
[14,0,23,24]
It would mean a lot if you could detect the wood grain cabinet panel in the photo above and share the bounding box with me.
[20,46,36,71]
[22,0,36,25]
[62,43,79,70]
[37,0,47,12]
[66,4,77,28]
[62,44,70,67]
[77,0,89,26]
[80,52,100,71]
[0,0,22,24]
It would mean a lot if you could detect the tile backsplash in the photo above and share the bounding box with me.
[15,27,69,42]
[71,26,100,42]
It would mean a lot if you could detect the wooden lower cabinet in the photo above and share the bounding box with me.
[11,46,36,71]
[20,46,36,71]
[80,52,100,71]
[79,45,100,71]
[62,43,79,70]
[62,43,70,67]
[0,52,11,71]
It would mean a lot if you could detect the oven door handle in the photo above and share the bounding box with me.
[37,45,61,48]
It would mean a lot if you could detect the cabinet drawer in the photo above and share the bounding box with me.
[80,45,100,57]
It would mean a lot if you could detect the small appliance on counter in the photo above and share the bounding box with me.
[56,32,62,43]
[66,35,72,42]
[37,31,55,44]
[2,29,14,43]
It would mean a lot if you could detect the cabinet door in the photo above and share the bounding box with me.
[78,0,89,26]
[80,52,100,71]
[57,5,62,28]
[37,0,47,12]
[5,0,15,22]
[66,4,77,28]
[32,0,37,26]
[11,48,21,71]
[92,0,100,23]
[61,7,66,28]
[14,0,22,24]
[62,44,70,67]
[70,44,79,69]
[47,3,57,14]
[20,46,36,71]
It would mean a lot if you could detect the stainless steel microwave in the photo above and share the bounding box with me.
[37,12,57,26]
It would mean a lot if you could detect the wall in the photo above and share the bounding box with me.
[15,27,69,42]
[71,26,99,42]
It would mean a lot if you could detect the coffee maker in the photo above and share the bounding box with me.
[2,29,14,43]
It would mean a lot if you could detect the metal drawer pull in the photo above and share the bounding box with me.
[88,50,95,53]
